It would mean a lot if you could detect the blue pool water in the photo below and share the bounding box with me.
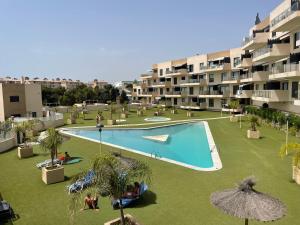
[66,122,214,169]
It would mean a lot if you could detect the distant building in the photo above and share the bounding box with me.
[87,79,108,89]
[0,83,43,121]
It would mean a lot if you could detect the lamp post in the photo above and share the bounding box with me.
[285,112,290,155]
[96,123,104,155]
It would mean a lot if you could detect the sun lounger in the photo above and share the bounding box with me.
[112,182,148,209]
[68,170,95,193]
[36,158,62,169]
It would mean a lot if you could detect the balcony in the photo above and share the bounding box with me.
[236,58,253,69]
[252,90,289,102]
[252,44,290,63]
[180,79,208,86]
[235,90,253,98]
[242,33,269,50]
[240,71,270,82]
[269,63,300,80]
[221,76,240,84]
[198,90,230,98]
[206,63,231,72]
[165,69,188,76]
[152,81,166,87]
[164,91,182,98]
[271,1,300,32]
[180,102,207,110]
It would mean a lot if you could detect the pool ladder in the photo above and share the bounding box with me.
[150,151,161,159]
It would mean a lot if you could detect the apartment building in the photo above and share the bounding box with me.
[0,83,43,121]
[87,79,108,89]
[133,0,300,114]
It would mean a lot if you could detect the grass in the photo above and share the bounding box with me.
[1,111,300,225]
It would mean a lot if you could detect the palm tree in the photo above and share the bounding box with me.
[70,154,151,225]
[39,128,63,167]
[249,115,259,131]
[279,143,300,180]
[228,100,240,116]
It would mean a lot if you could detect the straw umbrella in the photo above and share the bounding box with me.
[210,177,286,225]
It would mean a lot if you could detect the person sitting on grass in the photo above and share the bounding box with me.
[59,152,71,162]
[81,193,99,211]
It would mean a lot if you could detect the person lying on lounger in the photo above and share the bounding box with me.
[123,182,140,199]
[81,193,99,211]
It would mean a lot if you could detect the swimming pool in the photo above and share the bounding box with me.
[62,122,222,171]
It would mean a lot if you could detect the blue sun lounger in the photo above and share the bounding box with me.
[112,182,148,209]
[68,170,95,193]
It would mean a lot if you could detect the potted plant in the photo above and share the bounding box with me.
[40,128,64,184]
[229,100,240,122]
[137,106,143,116]
[13,122,26,145]
[120,102,128,119]
[104,214,141,225]
[67,106,78,124]
[247,115,260,139]
[186,103,193,117]
[69,154,151,225]
[171,105,177,114]
[279,143,300,184]
[107,101,117,125]
[17,122,35,159]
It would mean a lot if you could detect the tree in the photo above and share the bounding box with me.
[249,115,259,131]
[119,90,129,104]
[69,154,151,225]
[279,143,300,168]
[228,100,240,116]
[39,128,63,166]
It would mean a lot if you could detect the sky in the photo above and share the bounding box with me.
[0,0,282,83]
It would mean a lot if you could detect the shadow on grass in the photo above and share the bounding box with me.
[0,208,20,225]
[127,191,157,209]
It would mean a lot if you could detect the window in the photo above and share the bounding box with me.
[160,88,163,95]
[188,65,194,72]
[189,87,194,95]
[159,69,163,76]
[209,74,214,83]
[174,98,177,105]
[10,96,19,102]
[173,77,177,85]
[221,73,227,81]
[200,63,205,70]
[292,81,298,98]
[166,68,170,74]
[294,32,300,49]
[233,57,241,67]
[281,82,288,90]
[209,99,214,107]
[181,76,186,80]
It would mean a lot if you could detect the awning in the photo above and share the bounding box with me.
[173,63,187,68]
[274,57,289,63]
[208,57,225,62]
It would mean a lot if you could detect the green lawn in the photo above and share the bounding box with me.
[63,108,223,127]
[1,111,300,225]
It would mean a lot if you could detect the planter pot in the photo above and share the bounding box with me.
[17,145,33,159]
[104,214,140,225]
[107,119,117,125]
[42,165,64,184]
[171,109,177,114]
[187,112,194,117]
[292,166,300,185]
[230,116,238,122]
[67,118,76,125]
[247,130,260,139]
[121,113,128,119]
[137,111,143,116]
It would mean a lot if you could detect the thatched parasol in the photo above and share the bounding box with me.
[210,177,286,225]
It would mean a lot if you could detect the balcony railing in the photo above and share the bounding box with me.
[166,69,187,75]
[222,76,239,82]
[199,90,229,96]
[272,63,300,74]
[252,90,289,102]
[253,46,271,58]
[271,1,300,28]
